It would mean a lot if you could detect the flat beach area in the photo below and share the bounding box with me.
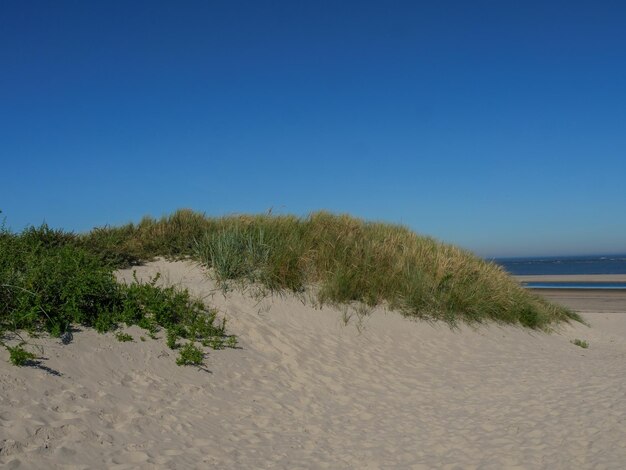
[1,261,625,468]
[516,275,626,313]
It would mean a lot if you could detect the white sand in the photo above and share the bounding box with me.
[2,259,626,468]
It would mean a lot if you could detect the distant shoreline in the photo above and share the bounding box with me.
[495,255,626,276]
[515,274,626,283]
[513,275,626,313]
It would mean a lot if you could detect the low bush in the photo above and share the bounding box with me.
[0,220,234,366]
[0,225,120,335]
[115,332,134,342]
[6,344,37,366]
[79,209,213,268]
[176,342,204,366]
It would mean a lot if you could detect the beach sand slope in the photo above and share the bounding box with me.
[1,259,625,468]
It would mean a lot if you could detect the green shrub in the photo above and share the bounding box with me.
[571,338,589,348]
[79,224,143,268]
[166,327,180,349]
[6,345,37,366]
[115,332,133,342]
[79,209,213,268]
[176,342,204,366]
[0,230,121,335]
[0,220,234,366]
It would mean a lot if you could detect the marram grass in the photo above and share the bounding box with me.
[82,209,581,330]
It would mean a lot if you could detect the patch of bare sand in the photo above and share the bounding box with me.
[1,259,625,468]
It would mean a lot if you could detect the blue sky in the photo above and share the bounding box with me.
[1,1,625,257]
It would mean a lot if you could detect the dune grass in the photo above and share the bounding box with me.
[571,338,589,348]
[80,209,581,329]
[79,209,212,267]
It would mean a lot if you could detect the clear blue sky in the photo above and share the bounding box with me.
[1,1,625,257]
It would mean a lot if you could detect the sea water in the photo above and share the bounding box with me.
[493,254,626,289]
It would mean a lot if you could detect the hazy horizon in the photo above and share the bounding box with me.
[2,1,624,258]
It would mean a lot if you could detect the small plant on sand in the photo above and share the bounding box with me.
[115,332,133,342]
[176,342,204,366]
[6,344,37,366]
[208,337,225,349]
[571,338,589,349]
[166,327,180,349]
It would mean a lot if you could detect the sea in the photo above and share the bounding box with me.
[493,254,626,290]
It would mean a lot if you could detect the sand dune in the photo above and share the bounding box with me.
[2,259,626,468]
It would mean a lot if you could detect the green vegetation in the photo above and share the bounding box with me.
[79,209,211,268]
[0,217,234,366]
[1,208,581,368]
[115,332,134,342]
[166,327,181,349]
[6,344,37,366]
[77,209,580,329]
[202,334,238,350]
[176,342,205,366]
[571,338,589,348]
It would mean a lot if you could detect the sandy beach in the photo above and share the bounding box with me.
[517,275,626,283]
[2,260,626,468]
[516,275,626,313]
